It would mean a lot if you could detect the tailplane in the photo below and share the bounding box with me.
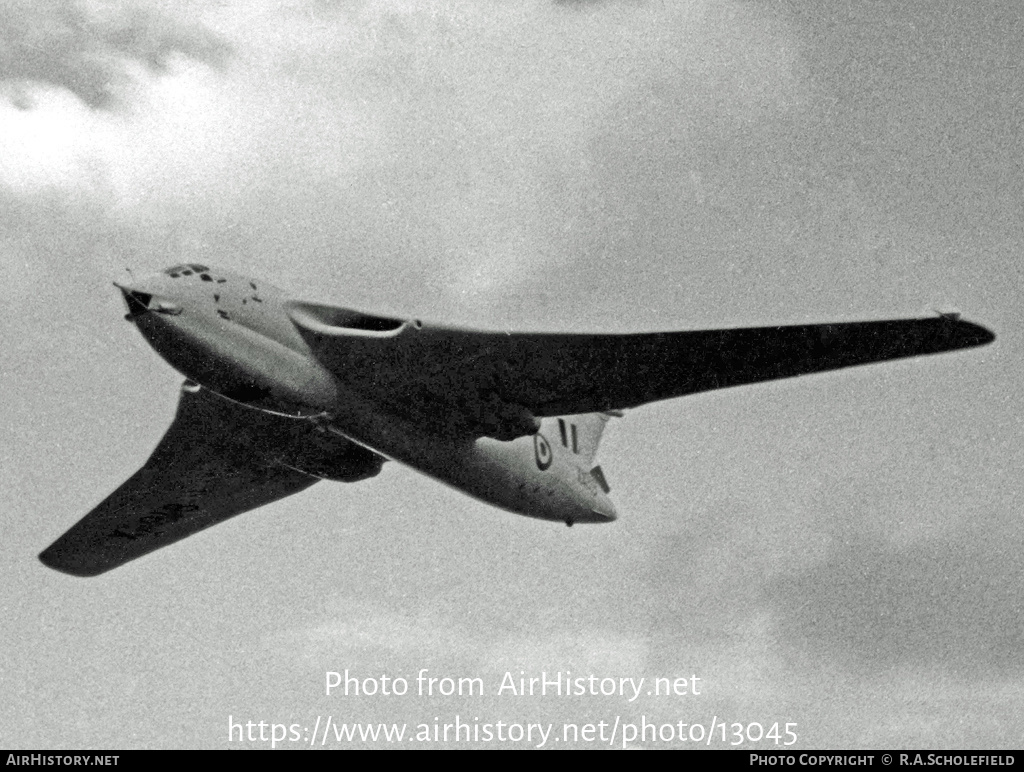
[545,411,620,514]
[552,411,621,466]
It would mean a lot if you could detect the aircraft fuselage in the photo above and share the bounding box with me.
[118,265,616,526]
[40,263,994,575]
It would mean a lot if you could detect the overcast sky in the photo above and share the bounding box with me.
[2,0,1021,749]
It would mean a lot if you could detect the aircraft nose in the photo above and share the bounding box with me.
[115,282,152,320]
[114,282,181,320]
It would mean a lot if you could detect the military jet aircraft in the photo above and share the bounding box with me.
[39,264,995,576]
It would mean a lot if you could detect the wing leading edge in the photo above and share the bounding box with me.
[287,306,994,435]
[500,316,997,415]
[39,385,320,577]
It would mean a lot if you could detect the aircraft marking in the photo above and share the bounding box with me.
[534,434,553,471]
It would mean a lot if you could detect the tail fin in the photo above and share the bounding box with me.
[552,411,621,465]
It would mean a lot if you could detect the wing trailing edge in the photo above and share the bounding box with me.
[286,303,994,438]
[518,316,996,415]
[39,386,323,577]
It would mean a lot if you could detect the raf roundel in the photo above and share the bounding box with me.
[534,434,553,471]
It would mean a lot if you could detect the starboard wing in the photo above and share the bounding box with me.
[489,316,997,415]
[39,385,320,577]
[287,303,994,438]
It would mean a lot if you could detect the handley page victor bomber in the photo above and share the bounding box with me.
[39,265,995,576]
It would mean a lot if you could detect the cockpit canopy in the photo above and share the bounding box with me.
[163,264,211,278]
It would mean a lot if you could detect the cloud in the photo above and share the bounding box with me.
[275,596,649,674]
[280,598,479,662]
[0,0,229,109]
[1,0,808,313]
[766,534,1024,677]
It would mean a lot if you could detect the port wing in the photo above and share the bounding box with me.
[39,385,319,577]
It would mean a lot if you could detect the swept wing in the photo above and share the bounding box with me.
[287,305,994,439]
[39,385,320,576]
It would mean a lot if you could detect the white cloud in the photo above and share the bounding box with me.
[1,0,806,304]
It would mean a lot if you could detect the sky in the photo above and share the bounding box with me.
[1,0,1021,750]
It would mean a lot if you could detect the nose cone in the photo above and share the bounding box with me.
[115,281,181,320]
[113,270,338,416]
[115,282,152,319]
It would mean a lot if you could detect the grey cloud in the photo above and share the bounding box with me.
[0,0,229,109]
[766,535,1024,677]
[553,0,643,6]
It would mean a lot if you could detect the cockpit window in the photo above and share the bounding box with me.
[164,263,210,276]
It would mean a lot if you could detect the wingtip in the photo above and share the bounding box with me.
[950,319,996,348]
[38,547,108,578]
